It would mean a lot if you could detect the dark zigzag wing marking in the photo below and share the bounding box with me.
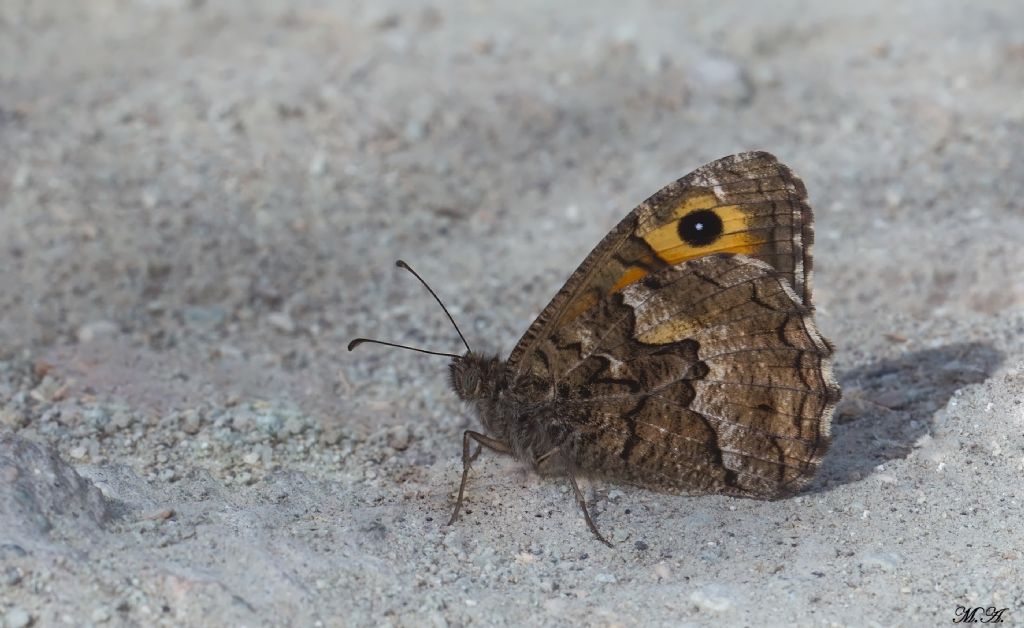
[532,255,837,496]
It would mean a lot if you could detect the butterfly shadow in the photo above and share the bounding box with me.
[812,341,1004,492]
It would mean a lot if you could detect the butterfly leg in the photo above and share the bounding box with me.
[447,430,510,527]
[566,469,613,548]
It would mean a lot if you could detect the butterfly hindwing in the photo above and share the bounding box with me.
[508,151,814,376]
[526,254,839,497]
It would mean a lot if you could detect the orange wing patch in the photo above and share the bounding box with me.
[606,191,759,295]
[641,203,757,264]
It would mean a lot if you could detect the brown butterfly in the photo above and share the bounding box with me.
[350,151,841,546]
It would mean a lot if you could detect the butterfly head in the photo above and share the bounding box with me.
[449,353,505,402]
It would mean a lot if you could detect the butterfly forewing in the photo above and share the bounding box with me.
[507,151,814,376]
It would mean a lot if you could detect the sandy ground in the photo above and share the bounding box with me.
[2,0,1024,626]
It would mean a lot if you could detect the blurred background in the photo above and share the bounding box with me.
[1,1,1023,625]
[3,1,1022,369]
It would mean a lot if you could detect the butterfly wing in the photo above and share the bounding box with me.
[508,151,814,375]
[529,253,839,497]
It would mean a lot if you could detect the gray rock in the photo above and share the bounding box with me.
[0,435,112,543]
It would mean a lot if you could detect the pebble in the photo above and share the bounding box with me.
[388,425,411,451]
[283,415,306,436]
[180,409,202,435]
[4,608,31,628]
[0,407,27,428]
[182,305,226,328]
[860,551,903,572]
[243,451,260,465]
[3,567,23,586]
[91,607,111,623]
[69,446,87,460]
[254,410,284,436]
[689,584,735,612]
[594,573,617,584]
[267,312,296,334]
[77,320,119,343]
[108,409,134,433]
[29,375,66,403]
[141,509,174,521]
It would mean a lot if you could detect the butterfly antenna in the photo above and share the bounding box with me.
[346,337,460,359]
[395,259,472,354]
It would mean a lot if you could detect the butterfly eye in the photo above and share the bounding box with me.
[677,209,723,246]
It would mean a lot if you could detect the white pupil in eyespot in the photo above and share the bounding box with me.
[694,223,704,231]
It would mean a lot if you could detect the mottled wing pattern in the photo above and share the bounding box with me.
[529,254,839,496]
[507,151,813,376]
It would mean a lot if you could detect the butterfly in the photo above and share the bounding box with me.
[350,151,841,546]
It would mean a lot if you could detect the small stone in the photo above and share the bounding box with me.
[267,312,295,334]
[3,567,23,586]
[91,607,110,623]
[243,451,260,465]
[29,375,67,403]
[309,151,328,176]
[860,551,902,571]
[282,415,305,436]
[158,468,177,482]
[69,446,87,460]
[180,409,202,435]
[388,425,411,451]
[141,509,174,521]
[77,320,119,343]
[109,409,133,432]
[689,584,735,612]
[594,573,617,584]
[403,120,425,142]
[252,408,283,436]
[513,551,535,565]
[653,563,671,580]
[182,306,226,328]
[0,407,27,429]
[4,607,31,628]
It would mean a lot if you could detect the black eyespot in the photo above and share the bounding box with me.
[677,209,723,246]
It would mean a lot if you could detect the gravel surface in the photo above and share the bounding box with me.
[2,1,1023,626]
